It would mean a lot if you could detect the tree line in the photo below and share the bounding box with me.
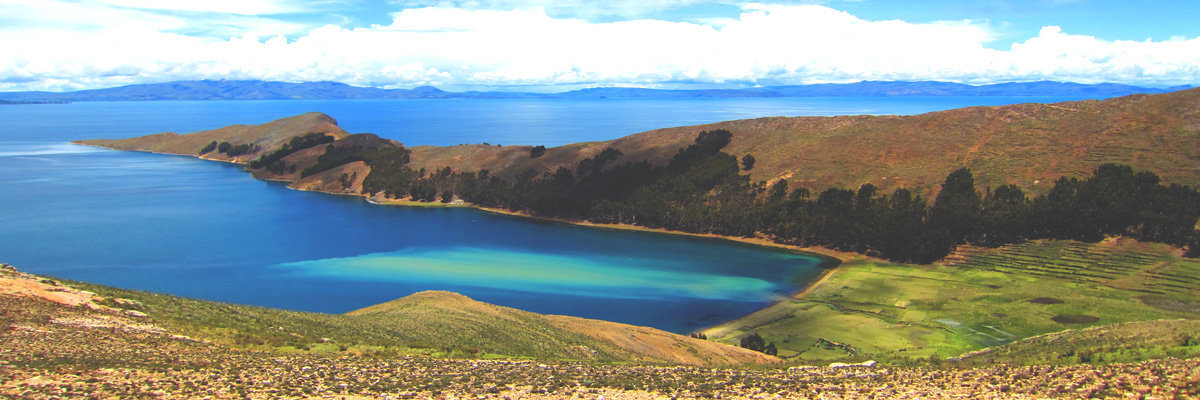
[307,129,1200,263]
[200,140,260,157]
[247,132,335,174]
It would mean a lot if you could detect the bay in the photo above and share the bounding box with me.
[0,95,1096,332]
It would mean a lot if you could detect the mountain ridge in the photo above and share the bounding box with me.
[3,79,1187,102]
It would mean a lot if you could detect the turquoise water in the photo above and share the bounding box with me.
[0,96,1094,332]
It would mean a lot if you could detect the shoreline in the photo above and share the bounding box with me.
[365,193,850,266]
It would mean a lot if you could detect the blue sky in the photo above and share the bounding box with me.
[1,0,1197,91]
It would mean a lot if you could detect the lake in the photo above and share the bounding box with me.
[0,95,1094,332]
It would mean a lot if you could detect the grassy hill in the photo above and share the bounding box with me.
[953,319,1200,366]
[0,266,772,366]
[346,291,778,365]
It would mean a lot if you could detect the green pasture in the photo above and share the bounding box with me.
[706,239,1200,364]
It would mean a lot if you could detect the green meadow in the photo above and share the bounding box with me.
[705,238,1200,364]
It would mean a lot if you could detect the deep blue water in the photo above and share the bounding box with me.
[0,96,1094,332]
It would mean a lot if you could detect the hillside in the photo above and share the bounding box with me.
[704,238,1200,363]
[77,112,352,164]
[78,87,1200,200]
[2,79,1180,102]
[346,291,777,365]
[953,319,1200,366]
[0,265,772,366]
[443,87,1200,197]
[3,264,1198,398]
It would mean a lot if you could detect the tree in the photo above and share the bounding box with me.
[767,180,789,200]
[199,141,217,154]
[930,168,982,243]
[740,332,767,353]
[530,145,546,158]
[741,154,756,171]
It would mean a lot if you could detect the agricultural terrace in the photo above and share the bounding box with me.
[706,238,1200,364]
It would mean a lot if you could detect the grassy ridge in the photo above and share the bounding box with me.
[65,280,773,365]
[705,238,1200,364]
[956,319,1200,366]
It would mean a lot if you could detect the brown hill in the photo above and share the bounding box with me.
[76,112,350,163]
[79,88,1200,199]
[405,88,1200,197]
[347,291,778,365]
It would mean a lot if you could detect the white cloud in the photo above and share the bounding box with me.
[389,0,714,19]
[1,2,1198,91]
[91,0,307,15]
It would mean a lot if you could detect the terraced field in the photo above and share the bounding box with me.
[707,238,1200,364]
[945,239,1200,300]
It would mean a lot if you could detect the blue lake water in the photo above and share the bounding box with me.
[0,95,1096,332]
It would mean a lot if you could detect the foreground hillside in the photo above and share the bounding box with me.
[0,265,772,366]
[3,265,1198,399]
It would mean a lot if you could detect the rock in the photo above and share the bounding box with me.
[830,360,877,369]
[125,310,149,318]
[113,298,145,308]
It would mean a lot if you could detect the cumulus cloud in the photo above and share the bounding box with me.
[389,0,714,19]
[0,2,1197,91]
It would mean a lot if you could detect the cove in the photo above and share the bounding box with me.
[0,141,827,332]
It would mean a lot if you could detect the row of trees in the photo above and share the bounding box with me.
[247,132,335,173]
[337,130,1199,262]
[200,140,260,157]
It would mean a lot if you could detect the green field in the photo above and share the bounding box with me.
[704,238,1200,364]
[956,319,1200,365]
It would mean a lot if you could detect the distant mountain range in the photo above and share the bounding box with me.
[0,80,1190,102]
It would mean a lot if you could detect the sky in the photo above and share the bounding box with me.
[1,0,1198,92]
